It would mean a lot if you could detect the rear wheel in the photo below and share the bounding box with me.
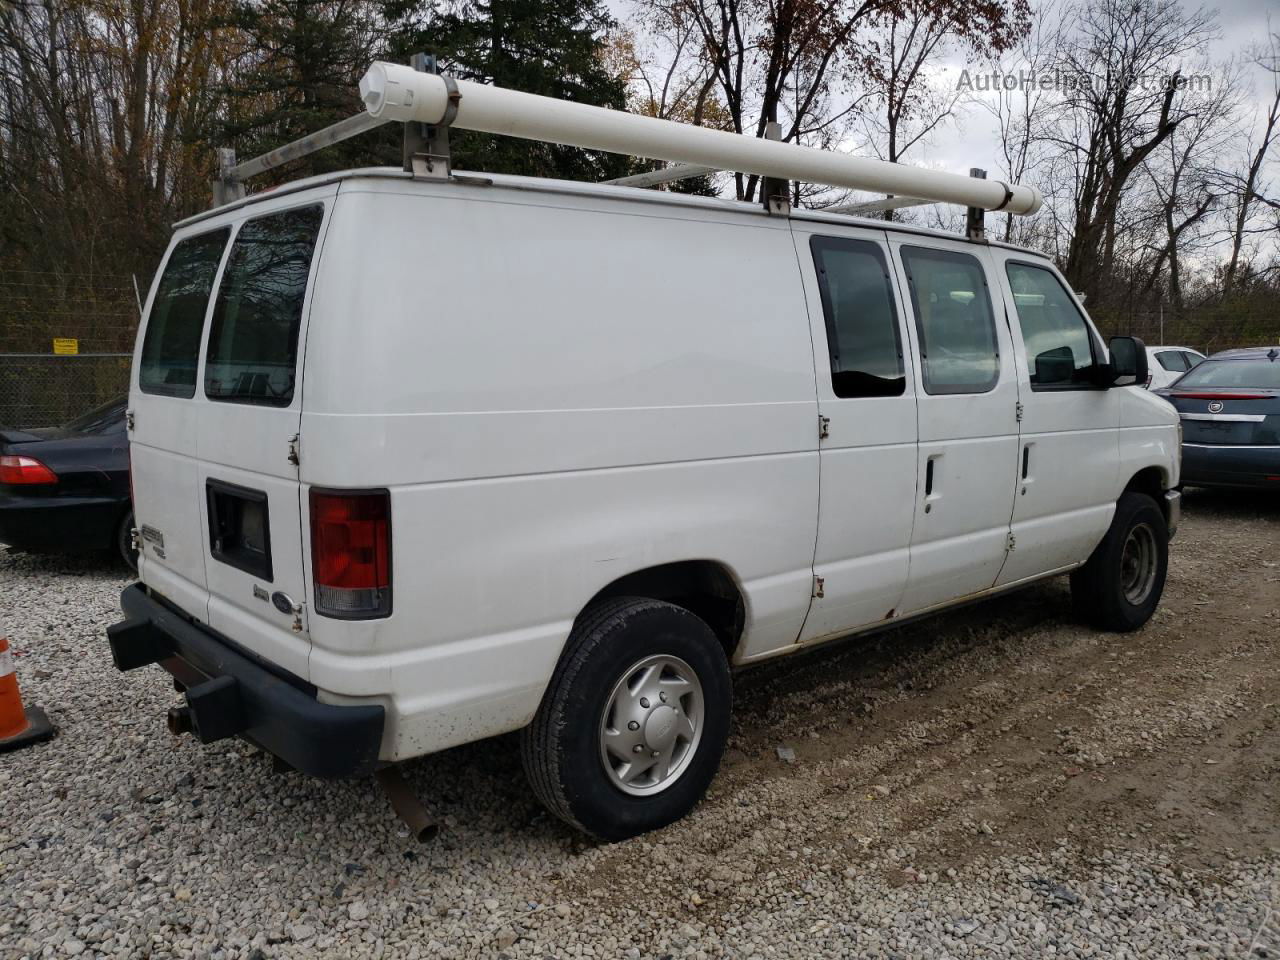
[1070,492,1167,632]
[116,509,138,573]
[521,597,731,840]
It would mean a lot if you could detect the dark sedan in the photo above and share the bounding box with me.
[0,397,136,567]
[1154,347,1280,491]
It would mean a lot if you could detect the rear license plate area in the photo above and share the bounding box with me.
[207,479,273,581]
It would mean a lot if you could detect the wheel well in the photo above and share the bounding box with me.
[584,561,746,661]
[1124,467,1169,519]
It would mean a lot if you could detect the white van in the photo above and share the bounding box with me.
[107,165,1180,840]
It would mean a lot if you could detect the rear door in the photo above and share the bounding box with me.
[197,200,331,678]
[791,224,919,642]
[130,227,233,619]
[890,239,1021,614]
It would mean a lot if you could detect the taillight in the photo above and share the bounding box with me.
[309,489,391,618]
[1144,372,1153,388]
[0,455,58,485]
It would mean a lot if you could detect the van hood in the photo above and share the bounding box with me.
[1120,383,1177,427]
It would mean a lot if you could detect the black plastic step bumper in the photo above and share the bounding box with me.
[108,584,384,779]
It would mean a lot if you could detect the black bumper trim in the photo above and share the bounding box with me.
[109,584,384,779]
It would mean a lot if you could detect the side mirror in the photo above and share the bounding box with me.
[1106,336,1147,387]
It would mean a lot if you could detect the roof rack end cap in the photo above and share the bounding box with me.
[360,61,450,125]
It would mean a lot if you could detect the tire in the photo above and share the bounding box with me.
[116,509,138,573]
[1070,491,1168,632]
[521,597,732,841]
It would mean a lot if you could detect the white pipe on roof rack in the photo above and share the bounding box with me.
[358,61,1042,216]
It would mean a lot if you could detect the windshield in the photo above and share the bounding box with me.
[1174,357,1280,390]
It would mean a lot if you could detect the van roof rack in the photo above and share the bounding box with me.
[214,55,1041,241]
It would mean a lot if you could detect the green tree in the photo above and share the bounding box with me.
[389,0,632,180]
[220,0,395,179]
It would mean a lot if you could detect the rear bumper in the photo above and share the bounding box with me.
[108,584,384,779]
[0,494,124,552]
[1181,443,1280,490]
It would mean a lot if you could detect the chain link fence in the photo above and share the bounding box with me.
[1098,309,1280,354]
[0,269,139,428]
[0,353,132,428]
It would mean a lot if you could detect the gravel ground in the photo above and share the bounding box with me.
[2,487,1278,959]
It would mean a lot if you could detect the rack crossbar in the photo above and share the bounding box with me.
[826,196,933,216]
[228,112,392,184]
[604,163,721,188]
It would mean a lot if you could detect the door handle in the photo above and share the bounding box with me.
[924,455,941,512]
[1022,445,1030,479]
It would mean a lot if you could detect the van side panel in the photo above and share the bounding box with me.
[300,183,821,759]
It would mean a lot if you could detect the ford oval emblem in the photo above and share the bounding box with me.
[1207,400,1224,414]
[271,591,296,615]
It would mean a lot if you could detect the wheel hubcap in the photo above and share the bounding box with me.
[1120,522,1158,606]
[599,654,703,796]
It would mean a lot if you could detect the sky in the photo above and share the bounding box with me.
[607,0,1279,208]
[923,0,1277,182]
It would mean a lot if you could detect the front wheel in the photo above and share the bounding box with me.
[521,597,731,840]
[1070,491,1168,632]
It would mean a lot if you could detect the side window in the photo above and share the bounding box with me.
[1181,351,1204,369]
[138,229,230,397]
[205,205,325,407]
[899,246,1000,395]
[810,236,905,398]
[1156,351,1188,372]
[1004,261,1097,389]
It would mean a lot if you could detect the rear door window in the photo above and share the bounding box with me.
[138,229,230,397]
[204,205,325,407]
[810,236,905,397]
[1156,350,1189,372]
[899,246,1000,395]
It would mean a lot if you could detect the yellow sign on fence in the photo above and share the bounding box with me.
[52,338,79,355]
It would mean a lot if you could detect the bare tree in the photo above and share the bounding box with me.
[1218,29,1280,295]
[860,0,1030,179]
[1138,72,1238,316]
[1041,0,1217,304]
[980,13,1058,242]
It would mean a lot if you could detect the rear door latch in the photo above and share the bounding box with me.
[287,434,300,466]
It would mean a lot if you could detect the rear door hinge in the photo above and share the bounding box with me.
[818,415,830,440]
[1015,402,1024,423]
[1007,531,1016,552]
[125,410,135,431]
[812,575,825,599]
[287,434,300,466]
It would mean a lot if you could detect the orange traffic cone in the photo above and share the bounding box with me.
[0,636,55,753]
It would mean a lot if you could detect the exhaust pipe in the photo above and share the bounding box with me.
[376,767,439,843]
